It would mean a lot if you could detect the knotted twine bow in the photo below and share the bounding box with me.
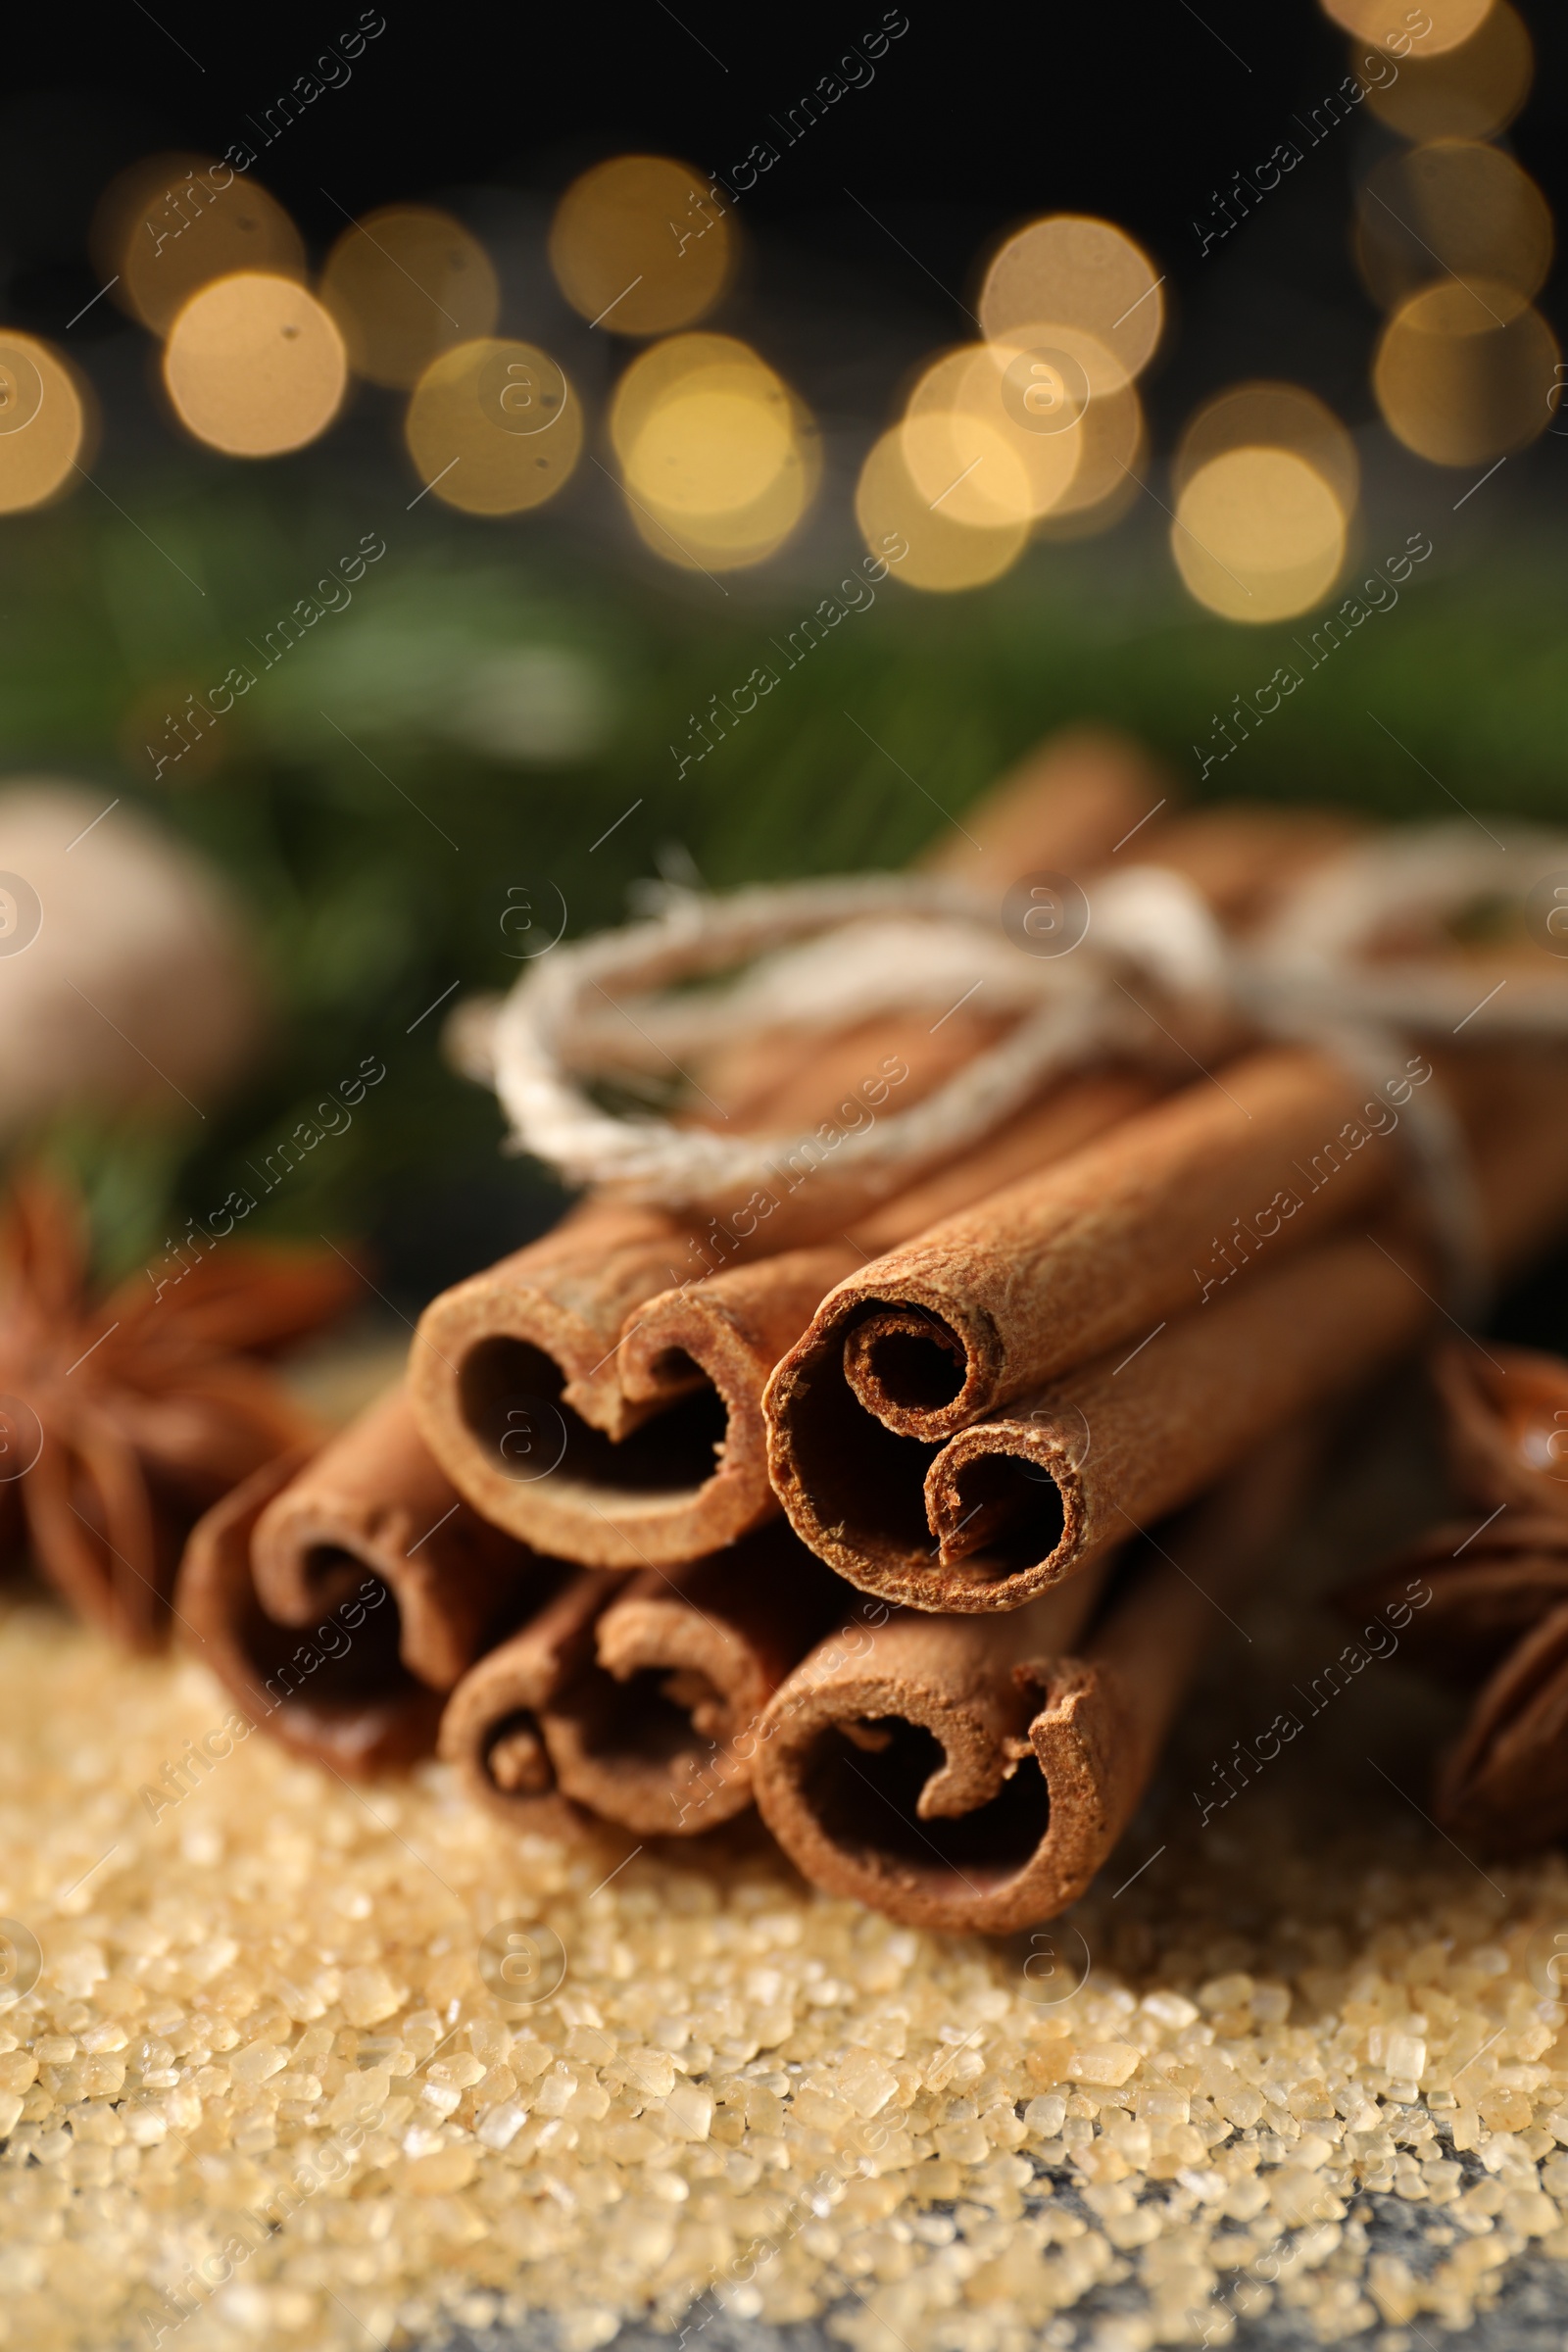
[473,821,1568,1314]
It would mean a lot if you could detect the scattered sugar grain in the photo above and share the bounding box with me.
[5,1604,1568,2347]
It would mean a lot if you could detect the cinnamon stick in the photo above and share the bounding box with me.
[766,1043,1568,1609]
[753,1438,1307,1930]
[411,730,1167,1557]
[438,1567,627,1837]
[249,1386,537,1688]
[485,1070,1157,1570]
[177,1451,445,1773]
[174,1391,556,1775]
[532,1526,852,1835]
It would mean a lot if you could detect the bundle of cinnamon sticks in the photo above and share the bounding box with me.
[164,728,1568,1929]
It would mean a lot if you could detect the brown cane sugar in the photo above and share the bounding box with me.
[3,1595,1568,2352]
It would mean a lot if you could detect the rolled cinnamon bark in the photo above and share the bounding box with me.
[177,1451,445,1773]
[490,1070,1157,1570]
[770,1045,1404,1456]
[249,1385,536,1687]
[753,1438,1308,1930]
[529,1526,853,1836]
[175,1393,561,1775]
[410,731,1165,1556]
[438,1566,628,1836]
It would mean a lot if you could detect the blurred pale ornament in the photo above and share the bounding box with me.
[906,344,1082,521]
[978,217,1162,393]
[550,155,734,336]
[0,782,262,1134]
[1374,278,1558,465]
[406,337,583,514]
[1175,383,1359,514]
[1172,448,1348,623]
[164,273,346,457]
[320,207,500,389]
[855,426,1027,593]
[93,153,306,334]
[1355,140,1551,310]
[1320,0,1494,55]
[0,333,89,513]
[1365,1,1531,140]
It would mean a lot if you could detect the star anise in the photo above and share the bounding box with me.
[1342,1340,1568,1856]
[0,1170,357,1650]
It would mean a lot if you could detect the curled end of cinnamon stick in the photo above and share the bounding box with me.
[410,1248,730,1569]
[438,1567,622,1837]
[751,1616,1118,1933]
[540,1534,849,1837]
[175,1452,444,1776]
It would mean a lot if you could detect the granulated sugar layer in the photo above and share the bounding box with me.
[5,1600,1568,2352]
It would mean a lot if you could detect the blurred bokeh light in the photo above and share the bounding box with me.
[549,155,734,335]
[92,155,306,334]
[0,333,89,512]
[1355,140,1552,311]
[163,272,347,458]
[1363,1,1532,141]
[612,335,817,569]
[320,207,501,389]
[1373,277,1559,464]
[405,336,583,514]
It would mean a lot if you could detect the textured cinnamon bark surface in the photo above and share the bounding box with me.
[251,1386,538,1690]
[409,732,1167,1564]
[752,1439,1306,1931]
[766,1050,1568,1609]
[437,1567,627,1837]
[564,1072,1157,1569]
[536,1525,853,1836]
[769,1046,1404,1452]
[176,1452,447,1774]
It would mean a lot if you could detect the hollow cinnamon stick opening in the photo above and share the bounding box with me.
[537,1528,849,1835]
[768,1196,1427,1614]
[176,1451,448,1774]
[753,1437,1308,1931]
[773,1047,1401,1455]
[437,1567,628,1837]
[250,1386,535,1690]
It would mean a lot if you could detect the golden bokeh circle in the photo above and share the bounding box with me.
[1320,0,1494,56]
[1364,1,1532,141]
[163,273,347,458]
[855,426,1027,594]
[1373,278,1559,466]
[93,154,306,335]
[612,336,817,569]
[320,207,500,389]
[406,337,583,514]
[1355,139,1551,311]
[906,344,1082,521]
[610,334,760,461]
[1031,368,1146,527]
[1175,383,1359,514]
[1172,449,1348,624]
[978,218,1162,392]
[550,156,733,336]
[0,334,88,513]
